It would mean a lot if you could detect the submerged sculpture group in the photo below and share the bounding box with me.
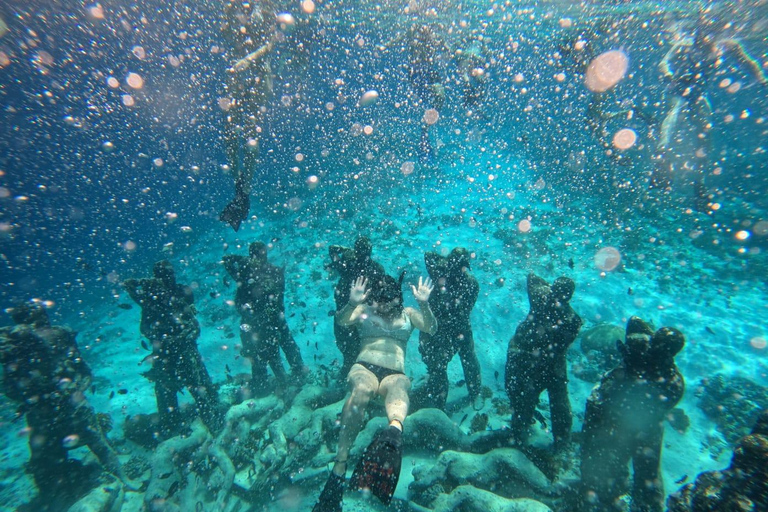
[1,236,760,512]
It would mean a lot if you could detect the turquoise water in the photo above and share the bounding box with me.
[0,0,767,511]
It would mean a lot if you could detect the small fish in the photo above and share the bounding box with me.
[118,388,128,395]
[627,287,634,295]
[226,332,234,339]
[117,303,133,310]
[705,326,715,335]
[141,340,149,351]
[167,480,180,498]
[140,354,159,366]
[226,364,232,374]
[494,370,499,381]
[109,391,115,399]
[159,472,172,480]
[306,340,310,347]
[459,413,469,426]
[210,292,219,298]
[315,342,318,350]
[567,258,574,269]
[91,385,96,395]
[675,474,688,485]
[456,379,466,388]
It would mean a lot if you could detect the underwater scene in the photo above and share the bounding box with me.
[1,0,767,510]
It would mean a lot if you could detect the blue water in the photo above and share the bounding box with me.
[1,0,767,510]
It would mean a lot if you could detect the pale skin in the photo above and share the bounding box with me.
[331,276,436,476]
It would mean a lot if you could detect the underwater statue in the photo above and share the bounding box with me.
[314,273,436,511]
[505,273,582,451]
[411,247,483,410]
[123,260,221,435]
[223,241,306,392]
[578,316,686,512]
[219,0,278,231]
[0,302,135,510]
[327,236,386,379]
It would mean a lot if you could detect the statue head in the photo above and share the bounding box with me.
[153,260,176,286]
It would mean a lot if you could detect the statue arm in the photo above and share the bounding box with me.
[122,278,145,303]
[719,38,768,84]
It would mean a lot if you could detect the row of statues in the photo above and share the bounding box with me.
[0,236,717,512]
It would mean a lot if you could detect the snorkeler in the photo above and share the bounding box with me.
[384,22,449,164]
[578,316,685,512]
[123,261,221,435]
[314,273,436,511]
[411,247,483,410]
[223,241,306,392]
[0,302,137,509]
[219,0,278,231]
[651,13,767,196]
[505,273,582,452]
[327,237,387,379]
[455,36,489,110]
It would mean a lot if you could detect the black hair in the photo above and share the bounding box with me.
[372,271,406,304]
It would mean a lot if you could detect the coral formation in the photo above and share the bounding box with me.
[697,374,768,445]
[667,409,768,511]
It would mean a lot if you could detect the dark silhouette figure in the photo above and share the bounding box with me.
[123,261,220,434]
[579,316,686,512]
[327,237,386,378]
[223,242,305,391]
[219,0,278,231]
[411,247,482,410]
[667,408,768,512]
[0,303,133,511]
[505,273,582,450]
[651,17,767,196]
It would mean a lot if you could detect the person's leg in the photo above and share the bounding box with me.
[457,328,482,402]
[240,318,269,387]
[26,409,69,495]
[651,95,687,192]
[333,364,378,476]
[580,430,632,512]
[506,357,540,443]
[262,328,288,382]
[334,320,360,379]
[185,350,222,432]
[277,318,306,374]
[155,377,181,434]
[630,428,665,512]
[547,359,573,450]
[414,331,451,409]
[378,373,412,429]
[658,95,686,151]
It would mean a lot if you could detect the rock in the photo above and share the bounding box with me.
[430,485,552,512]
[405,408,471,453]
[697,374,768,445]
[576,323,623,379]
[408,448,552,508]
[67,480,124,512]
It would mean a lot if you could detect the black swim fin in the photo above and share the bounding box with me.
[313,471,345,512]
[349,425,403,504]
[219,191,250,232]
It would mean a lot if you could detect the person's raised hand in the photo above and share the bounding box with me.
[411,276,434,302]
[349,276,369,306]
